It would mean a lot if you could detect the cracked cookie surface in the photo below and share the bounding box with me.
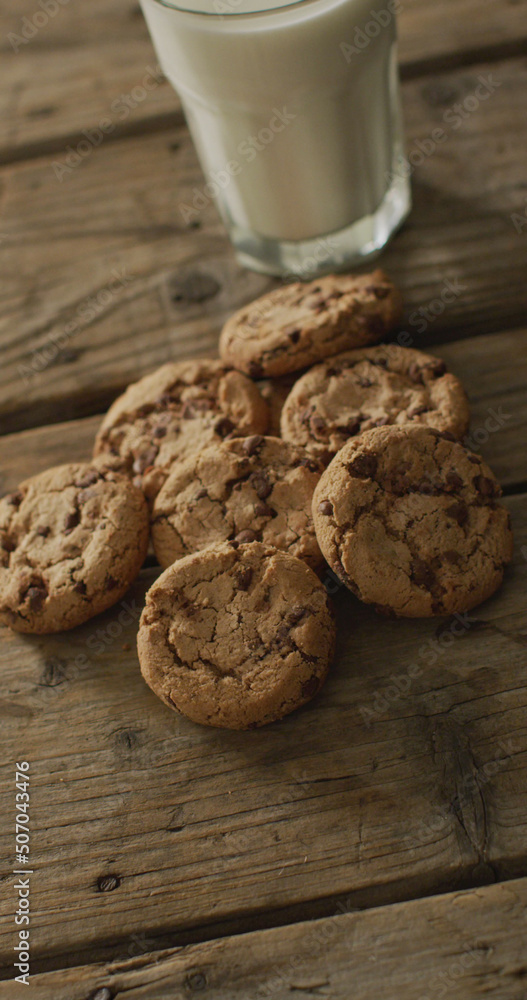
[93,359,269,499]
[281,344,470,461]
[138,542,336,729]
[152,436,324,570]
[312,425,513,618]
[219,270,402,378]
[0,462,149,633]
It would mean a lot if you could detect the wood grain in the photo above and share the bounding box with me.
[0,491,525,973]
[1,326,526,494]
[1,0,526,162]
[1,56,526,433]
[6,877,527,998]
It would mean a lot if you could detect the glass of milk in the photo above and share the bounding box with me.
[140,0,411,277]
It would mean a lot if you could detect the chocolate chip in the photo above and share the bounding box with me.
[439,431,457,442]
[300,408,313,425]
[473,474,498,497]
[251,473,272,500]
[235,568,253,591]
[408,363,423,384]
[412,558,436,589]
[105,575,119,590]
[369,285,390,300]
[74,580,87,595]
[287,328,301,343]
[234,529,256,544]
[214,417,235,438]
[373,357,388,369]
[328,290,343,300]
[243,435,264,456]
[356,376,372,388]
[318,500,333,516]
[25,583,47,611]
[343,420,361,437]
[6,491,23,507]
[301,676,319,699]
[348,454,377,479]
[446,502,468,526]
[446,472,464,491]
[64,511,80,533]
[248,361,264,379]
[310,415,326,435]
[75,470,100,488]
[254,502,274,518]
[467,454,480,465]
[37,526,50,537]
[153,425,167,438]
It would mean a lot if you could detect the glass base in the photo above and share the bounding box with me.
[231,174,411,280]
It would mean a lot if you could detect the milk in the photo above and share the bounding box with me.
[140,0,410,274]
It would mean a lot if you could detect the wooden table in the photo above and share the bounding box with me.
[1,1,527,996]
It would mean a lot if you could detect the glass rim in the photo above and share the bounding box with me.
[145,0,321,19]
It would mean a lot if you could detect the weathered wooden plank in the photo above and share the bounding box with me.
[1,0,526,162]
[1,327,526,494]
[6,877,527,998]
[0,55,526,434]
[0,491,525,972]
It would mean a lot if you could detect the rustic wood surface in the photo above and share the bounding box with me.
[5,877,527,1000]
[1,53,527,433]
[2,0,526,163]
[0,492,525,973]
[0,0,526,993]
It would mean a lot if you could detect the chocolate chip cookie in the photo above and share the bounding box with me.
[152,436,324,570]
[138,542,336,729]
[0,463,149,634]
[93,360,269,499]
[219,270,402,378]
[281,344,470,461]
[312,425,513,618]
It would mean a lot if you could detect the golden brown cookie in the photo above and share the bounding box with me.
[152,435,324,570]
[219,270,402,377]
[93,359,269,499]
[138,542,336,729]
[312,425,513,618]
[281,344,470,461]
[0,463,149,634]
